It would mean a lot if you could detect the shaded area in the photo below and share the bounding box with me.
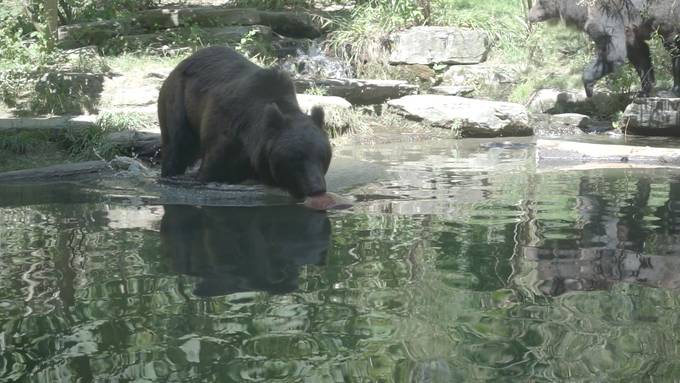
[160,204,330,296]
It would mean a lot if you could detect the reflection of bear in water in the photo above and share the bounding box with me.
[158,46,332,199]
[160,205,331,296]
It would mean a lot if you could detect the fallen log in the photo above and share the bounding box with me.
[106,131,161,158]
[0,161,110,183]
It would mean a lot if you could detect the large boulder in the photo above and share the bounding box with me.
[621,97,680,136]
[387,95,532,137]
[389,27,490,65]
[527,88,630,118]
[294,78,418,105]
[527,89,588,114]
[531,113,590,137]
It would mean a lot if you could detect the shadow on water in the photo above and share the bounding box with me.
[160,205,331,296]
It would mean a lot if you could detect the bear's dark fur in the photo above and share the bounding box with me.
[529,0,680,97]
[158,46,332,198]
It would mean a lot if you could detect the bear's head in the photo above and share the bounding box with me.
[528,0,561,23]
[264,104,332,199]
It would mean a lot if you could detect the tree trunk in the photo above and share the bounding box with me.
[45,0,59,42]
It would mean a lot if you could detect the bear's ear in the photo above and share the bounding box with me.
[310,106,325,130]
[264,103,284,130]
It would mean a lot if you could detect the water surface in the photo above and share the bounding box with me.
[3,138,680,382]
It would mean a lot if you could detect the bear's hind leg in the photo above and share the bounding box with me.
[161,128,200,177]
[627,39,655,97]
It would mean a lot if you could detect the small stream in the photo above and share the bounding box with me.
[3,136,680,381]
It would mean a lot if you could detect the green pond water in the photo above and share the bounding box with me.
[3,138,680,382]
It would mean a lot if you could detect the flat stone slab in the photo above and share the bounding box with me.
[294,78,418,105]
[536,139,680,167]
[0,115,97,131]
[387,95,532,138]
[430,85,474,97]
[389,27,490,65]
[621,97,680,135]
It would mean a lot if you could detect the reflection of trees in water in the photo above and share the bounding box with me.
[516,175,680,295]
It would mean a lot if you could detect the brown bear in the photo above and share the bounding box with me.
[528,0,680,97]
[158,46,332,199]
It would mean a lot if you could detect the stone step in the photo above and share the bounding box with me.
[294,78,418,105]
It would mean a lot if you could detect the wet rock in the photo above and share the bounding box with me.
[271,36,314,59]
[280,43,353,79]
[296,94,352,114]
[294,78,417,105]
[620,97,680,136]
[389,26,490,65]
[430,85,474,96]
[387,95,532,137]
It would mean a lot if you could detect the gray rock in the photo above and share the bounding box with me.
[551,113,591,128]
[621,97,680,135]
[296,94,352,114]
[294,78,418,105]
[389,27,490,65]
[527,89,588,114]
[527,88,630,119]
[532,113,587,137]
[430,85,475,96]
[387,95,532,137]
